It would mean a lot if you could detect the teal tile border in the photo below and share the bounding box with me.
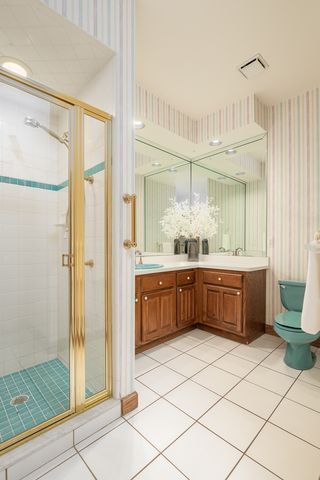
[0,176,58,191]
[85,161,105,177]
[0,162,105,192]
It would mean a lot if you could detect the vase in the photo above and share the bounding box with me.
[187,238,199,261]
[202,239,209,255]
[174,238,180,254]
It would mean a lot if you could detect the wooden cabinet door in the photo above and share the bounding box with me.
[141,288,176,343]
[202,284,243,333]
[220,287,243,333]
[177,285,196,327]
[202,284,221,326]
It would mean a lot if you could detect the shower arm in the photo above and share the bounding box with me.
[38,124,69,148]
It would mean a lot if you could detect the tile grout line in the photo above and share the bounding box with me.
[134,336,286,428]
[32,335,315,480]
[26,451,79,480]
[128,337,274,473]
[74,419,126,452]
[77,450,99,480]
[224,355,306,479]
[139,336,320,478]
[138,335,317,479]
[129,452,190,480]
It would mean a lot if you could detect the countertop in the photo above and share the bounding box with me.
[135,254,269,275]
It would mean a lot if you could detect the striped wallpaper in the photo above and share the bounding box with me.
[136,84,198,142]
[41,0,115,49]
[266,87,320,324]
[198,95,255,143]
[136,87,264,144]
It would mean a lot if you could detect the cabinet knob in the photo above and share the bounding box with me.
[187,276,191,280]
[237,291,240,295]
[218,277,222,281]
[159,281,163,285]
[144,296,148,301]
[135,298,138,303]
[179,288,183,292]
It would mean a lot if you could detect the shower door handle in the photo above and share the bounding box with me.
[123,193,137,249]
[62,253,73,267]
[85,259,94,268]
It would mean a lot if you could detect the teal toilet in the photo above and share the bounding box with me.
[274,280,320,370]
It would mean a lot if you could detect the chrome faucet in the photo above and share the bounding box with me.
[234,247,244,256]
[218,247,226,252]
[135,250,143,265]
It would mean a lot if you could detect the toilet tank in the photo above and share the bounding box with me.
[278,280,306,312]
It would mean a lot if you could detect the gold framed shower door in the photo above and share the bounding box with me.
[0,69,112,454]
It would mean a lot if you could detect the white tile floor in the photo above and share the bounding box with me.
[27,330,320,480]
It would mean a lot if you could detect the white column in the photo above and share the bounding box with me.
[111,0,135,399]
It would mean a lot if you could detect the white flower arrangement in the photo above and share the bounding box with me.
[160,194,220,239]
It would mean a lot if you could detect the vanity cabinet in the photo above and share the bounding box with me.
[135,267,266,351]
[199,268,265,342]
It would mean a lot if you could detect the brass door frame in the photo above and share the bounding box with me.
[0,70,112,454]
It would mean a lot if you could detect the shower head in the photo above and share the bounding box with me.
[24,116,40,128]
[23,116,69,149]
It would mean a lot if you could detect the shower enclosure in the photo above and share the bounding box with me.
[0,70,112,453]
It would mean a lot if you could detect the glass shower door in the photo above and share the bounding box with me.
[0,79,72,448]
[83,112,111,401]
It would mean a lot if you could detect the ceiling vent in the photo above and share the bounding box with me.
[238,54,268,79]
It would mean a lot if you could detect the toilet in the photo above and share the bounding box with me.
[274,280,320,370]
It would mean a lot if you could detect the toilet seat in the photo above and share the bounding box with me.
[275,311,302,331]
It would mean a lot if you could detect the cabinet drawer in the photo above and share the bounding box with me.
[177,270,195,286]
[141,272,176,292]
[203,271,242,289]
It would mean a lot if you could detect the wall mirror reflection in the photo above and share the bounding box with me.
[135,139,191,254]
[135,134,267,257]
[193,135,267,256]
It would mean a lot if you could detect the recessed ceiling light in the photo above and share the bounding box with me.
[134,120,145,129]
[0,57,31,78]
[152,162,161,167]
[226,148,237,155]
[235,171,246,176]
[209,138,222,146]
[168,167,177,173]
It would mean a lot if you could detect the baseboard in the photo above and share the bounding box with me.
[265,323,320,348]
[121,392,138,416]
[264,324,277,336]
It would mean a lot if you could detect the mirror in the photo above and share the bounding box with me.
[135,134,267,256]
[193,135,267,255]
[135,139,191,253]
[191,163,246,254]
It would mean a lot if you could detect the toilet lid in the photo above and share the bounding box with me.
[275,311,301,329]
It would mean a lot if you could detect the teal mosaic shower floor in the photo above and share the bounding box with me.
[0,358,91,444]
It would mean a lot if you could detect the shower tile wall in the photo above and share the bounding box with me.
[0,84,68,377]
